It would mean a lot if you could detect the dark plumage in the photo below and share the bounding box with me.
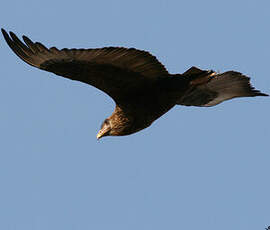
[2,29,268,139]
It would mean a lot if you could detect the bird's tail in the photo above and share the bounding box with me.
[176,67,268,107]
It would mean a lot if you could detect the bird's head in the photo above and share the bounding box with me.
[96,118,112,139]
[96,107,135,139]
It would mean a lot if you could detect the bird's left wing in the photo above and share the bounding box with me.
[2,29,168,104]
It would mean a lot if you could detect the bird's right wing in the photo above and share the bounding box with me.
[176,67,268,107]
[2,29,168,104]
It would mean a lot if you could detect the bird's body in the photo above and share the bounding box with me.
[98,77,180,136]
[2,29,268,139]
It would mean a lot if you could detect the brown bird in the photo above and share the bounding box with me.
[2,29,268,139]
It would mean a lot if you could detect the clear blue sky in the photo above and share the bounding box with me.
[0,0,269,229]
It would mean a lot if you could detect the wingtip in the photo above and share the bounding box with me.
[259,92,269,97]
[22,35,32,43]
[1,28,11,43]
[1,28,8,36]
[250,90,268,97]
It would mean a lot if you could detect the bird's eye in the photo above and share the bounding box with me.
[101,119,109,128]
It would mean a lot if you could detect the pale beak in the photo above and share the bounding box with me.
[96,130,103,140]
[96,126,110,140]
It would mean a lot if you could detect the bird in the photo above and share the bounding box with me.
[2,29,268,139]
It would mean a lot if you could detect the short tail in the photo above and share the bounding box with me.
[176,67,268,107]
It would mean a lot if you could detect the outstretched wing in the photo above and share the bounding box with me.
[2,29,168,104]
[176,67,268,106]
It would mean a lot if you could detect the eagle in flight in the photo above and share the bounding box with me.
[2,29,268,139]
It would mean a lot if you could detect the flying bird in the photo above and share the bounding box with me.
[2,29,268,139]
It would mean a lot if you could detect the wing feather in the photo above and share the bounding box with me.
[2,29,168,103]
[176,68,268,106]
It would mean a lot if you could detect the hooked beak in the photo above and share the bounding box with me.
[96,130,103,140]
[96,126,111,140]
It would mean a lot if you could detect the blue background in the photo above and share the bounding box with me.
[0,0,269,229]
